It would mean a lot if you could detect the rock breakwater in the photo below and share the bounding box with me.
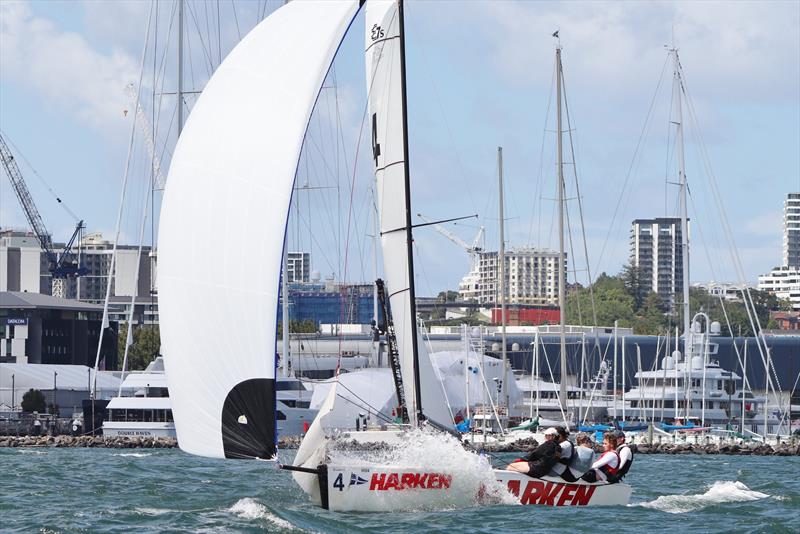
[0,435,178,449]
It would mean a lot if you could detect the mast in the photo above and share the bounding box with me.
[281,243,290,378]
[498,146,509,412]
[372,188,380,366]
[397,0,424,423]
[177,0,184,136]
[556,45,568,415]
[671,48,691,360]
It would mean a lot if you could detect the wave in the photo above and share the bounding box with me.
[228,498,297,530]
[636,481,770,514]
[112,452,152,458]
[17,449,47,455]
[134,507,174,516]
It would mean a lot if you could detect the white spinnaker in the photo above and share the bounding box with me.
[158,0,360,459]
[365,0,454,430]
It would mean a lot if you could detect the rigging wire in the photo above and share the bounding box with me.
[593,54,670,277]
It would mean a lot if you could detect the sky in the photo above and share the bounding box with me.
[0,0,798,296]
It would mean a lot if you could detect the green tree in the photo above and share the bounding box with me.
[118,324,161,371]
[620,260,648,310]
[566,273,636,327]
[21,389,46,413]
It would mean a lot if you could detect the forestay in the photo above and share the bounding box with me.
[365,0,454,430]
[158,0,360,459]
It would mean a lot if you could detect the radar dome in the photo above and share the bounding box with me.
[672,349,682,363]
[661,355,675,370]
[491,343,501,352]
[710,321,721,336]
[471,327,481,337]
[511,343,520,351]
[691,355,703,370]
[311,270,321,282]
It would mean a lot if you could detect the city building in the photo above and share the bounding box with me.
[460,248,564,306]
[784,192,800,268]
[630,218,686,305]
[0,291,117,368]
[693,282,747,302]
[279,280,377,326]
[0,231,157,325]
[757,193,800,312]
[286,252,310,283]
[758,266,800,311]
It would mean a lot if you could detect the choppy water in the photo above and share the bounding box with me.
[2,447,798,533]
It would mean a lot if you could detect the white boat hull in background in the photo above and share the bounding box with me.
[495,471,632,506]
[102,422,176,439]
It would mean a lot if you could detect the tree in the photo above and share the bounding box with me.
[620,260,648,310]
[118,324,161,371]
[21,389,46,413]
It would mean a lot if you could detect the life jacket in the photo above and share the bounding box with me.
[616,444,633,478]
[558,440,574,465]
[598,450,620,477]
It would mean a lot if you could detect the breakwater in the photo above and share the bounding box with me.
[468,437,800,456]
[0,435,178,448]
[0,434,311,449]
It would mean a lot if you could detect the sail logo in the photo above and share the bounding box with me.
[506,480,597,506]
[349,474,368,486]
[371,24,385,41]
[369,472,452,491]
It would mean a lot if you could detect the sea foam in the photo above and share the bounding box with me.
[228,498,297,530]
[636,480,770,514]
[326,427,517,509]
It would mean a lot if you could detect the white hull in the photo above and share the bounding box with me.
[308,464,631,511]
[102,422,176,439]
[495,471,632,506]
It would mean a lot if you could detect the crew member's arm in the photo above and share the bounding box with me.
[590,452,614,470]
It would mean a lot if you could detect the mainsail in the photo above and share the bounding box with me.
[158,0,360,459]
[365,0,454,430]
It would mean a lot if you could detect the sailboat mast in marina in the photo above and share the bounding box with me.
[555,42,569,418]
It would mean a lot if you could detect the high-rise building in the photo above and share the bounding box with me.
[784,193,800,268]
[286,252,310,283]
[460,248,564,306]
[758,193,800,311]
[630,218,686,304]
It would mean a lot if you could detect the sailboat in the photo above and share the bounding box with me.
[158,0,631,511]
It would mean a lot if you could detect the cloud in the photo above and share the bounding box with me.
[0,1,139,134]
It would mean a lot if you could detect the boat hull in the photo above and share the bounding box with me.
[495,471,632,506]
[324,463,477,512]
[313,463,631,511]
[102,422,177,439]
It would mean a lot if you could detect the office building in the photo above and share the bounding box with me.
[460,248,564,306]
[784,192,800,268]
[630,218,686,304]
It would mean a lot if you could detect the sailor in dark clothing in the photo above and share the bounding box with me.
[549,426,576,481]
[506,427,560,477]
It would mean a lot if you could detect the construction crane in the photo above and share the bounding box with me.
[0,133,87,298]
[417,212,485,270]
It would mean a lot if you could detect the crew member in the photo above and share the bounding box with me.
[548,426,575,480]
[609,429,633,482]
[507,427,560,478]
[580,432,619,483]
[565,432,595,480]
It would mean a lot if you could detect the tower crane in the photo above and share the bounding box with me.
[0,133,87,298]
[417,212,484,270]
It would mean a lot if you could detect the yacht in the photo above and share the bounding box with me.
[103,357,317,438]
[609,315,782,436]
[103,357,176,439]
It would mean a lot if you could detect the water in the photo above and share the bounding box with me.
[2,447,798,533]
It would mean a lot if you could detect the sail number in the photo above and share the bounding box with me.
[333,473,345,492]
[371,24,385,41]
